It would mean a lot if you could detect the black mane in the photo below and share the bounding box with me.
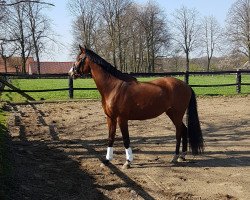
[85,48,137,82]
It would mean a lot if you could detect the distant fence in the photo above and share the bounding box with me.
[0,70,250,100]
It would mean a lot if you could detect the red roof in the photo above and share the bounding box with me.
[29,62,74,74]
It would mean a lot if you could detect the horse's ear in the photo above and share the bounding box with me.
[79,44,85,53]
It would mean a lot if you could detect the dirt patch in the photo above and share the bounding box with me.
[4,96,250,200]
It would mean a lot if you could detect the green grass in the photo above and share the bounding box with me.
[189,75,250,95]
[0,75,249,102]
[130,75,250,96]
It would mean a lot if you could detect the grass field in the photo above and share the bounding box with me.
[0,75,249,102]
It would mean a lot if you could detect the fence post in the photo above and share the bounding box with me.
[184,71,189,84]
[236,69,241,94]
[68,76,74,99]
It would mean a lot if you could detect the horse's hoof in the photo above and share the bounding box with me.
[122,160,131,169]
[171,155,179,163]
[177,156,186,162]
[100,160,110,167]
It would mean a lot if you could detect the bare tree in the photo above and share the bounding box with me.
[10,1,33,73]
[138,1,170,72]
[69,0,170,73]
[169,47,182,71]
[0,0,54,6]
[0,0,8,22]
[68,0,98,50]
[0,3,15,72]
[172,6,200,72]
[0,0,55,74]
[201,16,223,71]
[226,0,250,62]
[96,0,132,70]
[26,1,54,74]
[0,40,17,72]
[122,3,142,72]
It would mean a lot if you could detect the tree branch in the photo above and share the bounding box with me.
[0,0,54,7]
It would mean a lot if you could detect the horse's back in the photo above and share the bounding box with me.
[150,77,192,111]
[113,77,191,120]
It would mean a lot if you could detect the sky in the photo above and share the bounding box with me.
[42,0,236,62]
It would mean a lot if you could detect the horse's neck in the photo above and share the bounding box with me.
[90,63,122,97]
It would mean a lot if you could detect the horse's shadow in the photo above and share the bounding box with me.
[5,103,250,200]
[7,139,110,200]
[6,133,249,199]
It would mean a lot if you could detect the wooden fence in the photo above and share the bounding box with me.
[0,70,250,100]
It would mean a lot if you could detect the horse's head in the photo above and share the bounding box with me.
[69,45,91,78]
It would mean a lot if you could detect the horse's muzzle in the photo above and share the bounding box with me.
[68,66,75,76]
[68,66,80,78]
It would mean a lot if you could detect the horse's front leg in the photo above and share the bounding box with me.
[118,118,133,169]
[103,116,117,165]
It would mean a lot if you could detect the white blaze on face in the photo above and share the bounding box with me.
[68,67,74,76]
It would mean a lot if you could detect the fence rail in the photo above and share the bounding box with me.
[0,70,250,100]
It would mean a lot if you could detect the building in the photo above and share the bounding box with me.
[28,61,74,74]
[0,57,74,74]
[0,57,34,73]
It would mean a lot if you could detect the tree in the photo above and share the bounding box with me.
[0,0,54,74]
[97,0,132,71]
[0,41,17,72]
[122,3,142,72]
[26,1,54,74]
[11,2,32,73]
[138,2,170,72]
[169,47,182,71]
[0,3,16,72]
[172,6,200,72]
[0,0,54,6]
[226,0,250,62]
[68,0,98,49]
[201,16,223,71]
[69,0,170,73]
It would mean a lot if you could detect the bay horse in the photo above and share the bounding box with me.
[69,45,204,168]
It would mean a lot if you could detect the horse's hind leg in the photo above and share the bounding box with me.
[179,124,188,161]
[172,124,183,163]
[166,109,186,163]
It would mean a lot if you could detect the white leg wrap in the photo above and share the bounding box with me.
[125,147,133,162]
[106,147,113,161]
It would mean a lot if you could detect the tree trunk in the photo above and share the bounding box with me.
[207,56,211,71]
[3,57,7,73]
[21,46,26,74]
[248,45,250,63]
[185,51,190,72]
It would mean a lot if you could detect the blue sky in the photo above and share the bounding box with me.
[43,0,236,61]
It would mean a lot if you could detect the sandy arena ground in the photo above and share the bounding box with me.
[5,96,250,200]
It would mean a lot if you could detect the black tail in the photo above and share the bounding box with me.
[187,89,204,155]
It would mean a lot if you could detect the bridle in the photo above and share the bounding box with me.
[72,55,86,76]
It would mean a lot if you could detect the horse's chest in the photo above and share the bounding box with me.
[102,96,119,116]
